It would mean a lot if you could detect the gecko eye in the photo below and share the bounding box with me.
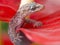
[29,2,36,10]
[30,5,36,10]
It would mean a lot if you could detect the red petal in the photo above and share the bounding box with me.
[0,0,20,22]
[2,33,13,45]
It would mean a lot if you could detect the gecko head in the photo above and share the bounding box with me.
[20,2,44,15]
[28,2,44,13]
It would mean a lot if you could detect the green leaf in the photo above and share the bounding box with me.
[2,22,8,32]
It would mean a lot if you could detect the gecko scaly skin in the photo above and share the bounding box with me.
[8,2,44,45]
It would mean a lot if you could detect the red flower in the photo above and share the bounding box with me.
[1,0,60,45]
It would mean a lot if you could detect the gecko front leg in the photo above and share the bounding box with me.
[25,18,43,28]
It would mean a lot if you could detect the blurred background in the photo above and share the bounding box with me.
[0,0,20,45]
[0,21,9,45]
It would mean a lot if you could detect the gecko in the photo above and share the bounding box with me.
[8,2,44,45]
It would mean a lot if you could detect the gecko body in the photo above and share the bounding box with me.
[8,2,43,45]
